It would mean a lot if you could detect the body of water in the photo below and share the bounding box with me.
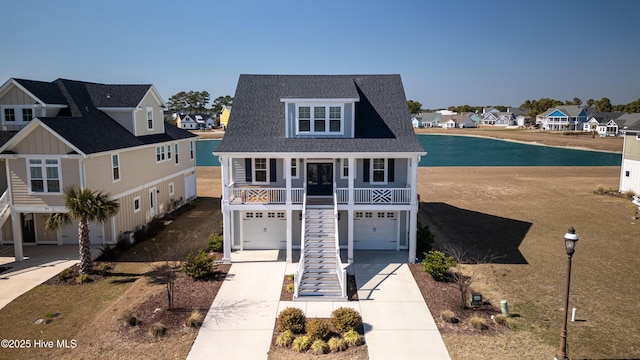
[195,134,621,167]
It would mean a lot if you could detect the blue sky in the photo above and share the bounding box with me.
[1,0,639,109]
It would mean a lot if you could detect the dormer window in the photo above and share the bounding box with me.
[22,108,33,121]
[297,105,342,134]
[147,107,153,130]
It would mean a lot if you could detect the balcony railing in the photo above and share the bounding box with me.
[228,186,412,205]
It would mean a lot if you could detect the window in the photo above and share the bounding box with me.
[255,212,263,218]
[291,159,298,178]
[387,212,395,219]
[156,146,165,162]
[166,144,172,160]
[277,212,285,219]
[298,106,311,132]
[355,212,363,218]
[112,154,120,181]
[28,159,60,193]
[4,108,15,122]
[246,212,254,219]
[341,158,349,179]
[174,143,179,164]
[169,182,175,196]
[377,212,385,218]
[268,212,275,218]
[626,171,630,177]
[329,106,341,132]
[314,107,326,132]
[254,158,268,183]
[297,105,342,134]
[133,196,141,213]
[22,108,33,121]
[365,212,372,218]
[190,141,194,160]
[146,107,153,130]
[372,158,386,183]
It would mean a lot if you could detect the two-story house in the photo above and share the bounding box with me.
[0,78,197,261]
[219,105,231,129]
[537,105,590,130]
[214,74,425,300]
[620,114,640,195]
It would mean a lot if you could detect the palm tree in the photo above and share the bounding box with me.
[46,186,120,274]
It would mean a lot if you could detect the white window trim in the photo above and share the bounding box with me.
[169,182,175,196]
[370,158,388,185]
[252,158,269,185]
[340,158,349,179]
[133,196,141,213]
[27,158,62,194]
[1,105,36,124]
[112,153,121,182]
[291,158,299,179]
[146,107,154,131]
[295,104,344,135]
[155,146,166,163]
[190,141,194,161]
[636,133,640,140]
[166,144,172,160]
[174,143,179,165]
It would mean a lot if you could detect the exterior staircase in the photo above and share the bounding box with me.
[295,200,347,301]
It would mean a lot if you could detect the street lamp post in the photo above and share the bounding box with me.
[555,227,579,360]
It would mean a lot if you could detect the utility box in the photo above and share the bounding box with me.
[471,292,483,306]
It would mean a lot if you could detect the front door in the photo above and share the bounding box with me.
[21,213,36,243]
[307,163,333,196]
[149,188,158,218]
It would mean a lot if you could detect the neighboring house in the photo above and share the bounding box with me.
[0,78,198,261]
[582,112,626,136]
[214,75,425,300]
[219,105,231,129]
[438,113,479,128]
[620,114,640,195]
[176,113,215,130]
[411,112,441,128]
[481,107,526,127]
[537,105,590,130]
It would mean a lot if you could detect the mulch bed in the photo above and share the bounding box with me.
[119,264,230,342]
[408,263,505,335]
[43,263,107,285]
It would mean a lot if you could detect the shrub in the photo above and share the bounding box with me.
[306,318,330,341]
[310,339,329,355]
[330,307,363,333]
[183,250,216,279]
[97,262,110,275]
[275,330,295,347]
[149,322,166,339]
[288,273,295,282]
[58,268,72,281]
[327,337,348,352]
[75,274,90,284]
[422,250,456,281]
[594,184,606,195]
[277,307,306,334]
[343,329,362,346]
[468,315,488,330]
[98,245,117,261]
[292,335,312,352]
[121,310,138,326]
[493,314,508,326]
[440,309,459,324]
[623,190,636,199]
[416,223,435,259]
[185,310,203,328]
[286,283,294,293]
[208,233,223,252]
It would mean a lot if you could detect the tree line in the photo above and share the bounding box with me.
[167,91,233,117]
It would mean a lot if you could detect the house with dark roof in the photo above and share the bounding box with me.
[176,113,215,130]
[214,74,425,300]
[619,113,640,195]
[0,78,198,261]
[582,112,626,135]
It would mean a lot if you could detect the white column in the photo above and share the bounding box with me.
[411,156,419,206]
[285,157,292,205]
[408,209,417,263]
[220,156,229,205]
[222,209,231,263]
[348,158,355,205]
[286,209,292,263]
[347,209,354,264]
[11,208,23,261]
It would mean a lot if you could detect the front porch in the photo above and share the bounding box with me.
[228,185,413,205]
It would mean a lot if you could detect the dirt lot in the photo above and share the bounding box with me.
[416,127,623,152]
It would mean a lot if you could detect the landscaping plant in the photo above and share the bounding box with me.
[310,339,329,355]
[292,335,312,352]
[277,307,306,334]
[327,337,348,352]
[305,318,330,341]
[183,250,216,279]
[275,330,295,347]
[330,307,363,333]
[421,250,456,281]
[343,329,362,346]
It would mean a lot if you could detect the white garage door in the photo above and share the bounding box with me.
[354,211,397,250]
[61,220,105,245]
[185,172,196,201]
[242,211,287,249]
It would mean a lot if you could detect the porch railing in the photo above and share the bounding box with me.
[337,187,412,204]
[294,195,307,298]
[228,185,411,205]
[229,186,304,204]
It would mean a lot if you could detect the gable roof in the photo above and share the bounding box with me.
[1,78,195,155]
[216,74,425,154]
[618,113,640,132]
[541,105,588,118]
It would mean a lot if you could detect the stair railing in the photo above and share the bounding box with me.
[333,192,347,299]
[294,194,307,298]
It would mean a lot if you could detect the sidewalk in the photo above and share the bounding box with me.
[187,250,450,359]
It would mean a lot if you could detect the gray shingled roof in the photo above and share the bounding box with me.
[216,75,425,154]
[13,79,68,105]
[12,78,195,154]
